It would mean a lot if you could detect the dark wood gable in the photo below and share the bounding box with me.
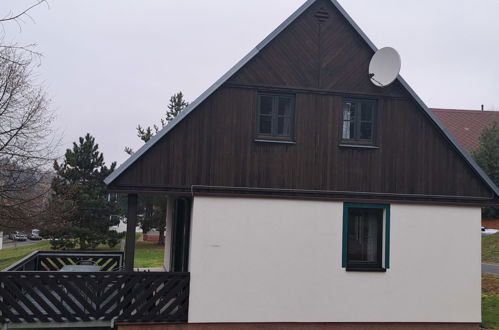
[227,0,407,97]
[108,0,497,205]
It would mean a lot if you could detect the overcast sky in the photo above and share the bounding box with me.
[3,0,499,166]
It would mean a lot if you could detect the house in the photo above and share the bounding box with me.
[432,108,499,229]
[105,0,499,329]
[432,108,499,154]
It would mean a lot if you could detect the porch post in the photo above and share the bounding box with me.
[163,196,174,271]
[125,193,138,271]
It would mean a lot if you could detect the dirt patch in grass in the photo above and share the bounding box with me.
[484,273,499,295]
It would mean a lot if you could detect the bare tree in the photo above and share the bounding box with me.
[0,1,48,65]
[0,1,55,232]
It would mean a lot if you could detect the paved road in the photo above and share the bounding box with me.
[482,263,499,275]
[2,239,42,249]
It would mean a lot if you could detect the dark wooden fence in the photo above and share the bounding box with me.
[3,251,124,272]
[0,271,190,324]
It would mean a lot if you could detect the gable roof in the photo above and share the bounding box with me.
[104,0,499,198]
[432,108,499,154]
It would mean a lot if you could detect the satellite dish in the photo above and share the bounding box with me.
[369,47,401,87]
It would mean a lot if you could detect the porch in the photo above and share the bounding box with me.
[0,250,189,328]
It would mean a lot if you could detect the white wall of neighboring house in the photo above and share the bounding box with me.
[188,196,481,323]
[109,217,141,234]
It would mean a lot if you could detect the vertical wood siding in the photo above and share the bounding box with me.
[113,87,490,198]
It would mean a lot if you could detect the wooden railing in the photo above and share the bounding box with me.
[3,251,124,272]
[0,271,190,325]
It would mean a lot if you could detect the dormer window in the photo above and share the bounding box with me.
[341,99,376,144]
[257,93,295,140]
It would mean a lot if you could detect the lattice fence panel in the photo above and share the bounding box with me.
[0,272,189,324]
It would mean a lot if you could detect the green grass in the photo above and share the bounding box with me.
[134,240,164,268]
[481,233,499,329]
[0,240,51,270]
[483,273,499,329]
[0,235,164,270]
[483,233,499,264]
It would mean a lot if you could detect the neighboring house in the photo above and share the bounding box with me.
[433,108,499,229]
[105,0,499,329]
[432,108,499,154]
[109,216,141,234]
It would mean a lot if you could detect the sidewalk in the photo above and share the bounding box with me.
[482,263,499,275]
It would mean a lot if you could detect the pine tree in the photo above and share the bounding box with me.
[165,91,189,123]
[49,134,119,249]
[122,92,188,244]
[124,91,188,155]
[473,121,499,219]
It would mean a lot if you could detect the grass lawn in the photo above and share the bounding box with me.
[134,240,164,268]
[483,233,499,264]
[483,233,499,330]
[0,240,51,270]
[0,235,164,270]
[483,273,499,329]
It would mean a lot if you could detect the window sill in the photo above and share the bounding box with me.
[346,267,386,272]
[339,143,379,149]
[254,139,296,145]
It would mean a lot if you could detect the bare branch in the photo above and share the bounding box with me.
[0,1,48,24]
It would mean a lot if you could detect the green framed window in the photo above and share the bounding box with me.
[342,203,390,271]
[341,99,376,144]
[257,93,295,139]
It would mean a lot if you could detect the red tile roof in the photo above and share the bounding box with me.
[431,108,499,154]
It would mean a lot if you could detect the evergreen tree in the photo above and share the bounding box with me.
[164,91,189,123]
[125,91,188,155]
[49,134,119,249]
[123,92,188,244]
[473,121,499,219]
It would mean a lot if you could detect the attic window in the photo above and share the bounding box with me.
[257,93,295,140]
[314,7,329,23]
[341,99,376,145]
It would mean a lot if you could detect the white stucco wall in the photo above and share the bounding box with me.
[188,196,481,323]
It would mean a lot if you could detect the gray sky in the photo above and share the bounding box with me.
[3,0,499,166]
